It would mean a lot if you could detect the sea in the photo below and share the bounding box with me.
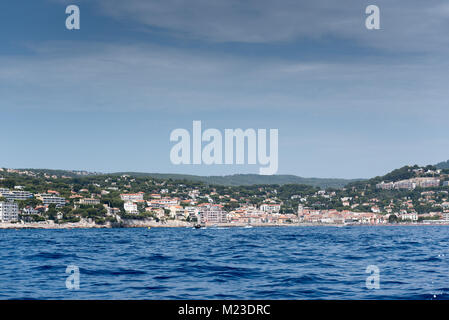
[1,226,449,300]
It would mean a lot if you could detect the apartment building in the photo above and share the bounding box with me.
[260,203,281,213]
[146,197,179,208]
[77,198,100,205]
[199,205,227,224]
[0,190,34,201]
[0,188,10,194]
[376,182,394,190]
[124,201,138,214]
[401,212,418,221]
[36,194,66,207]
[120,193,144,202]
[103,205,121,216]
[414,178,440,188]
[377,178,441,190]
[0,201,19,222]
[22,206,39,215]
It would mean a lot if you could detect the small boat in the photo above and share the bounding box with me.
[244,225,253,229]
[194,224,202,229]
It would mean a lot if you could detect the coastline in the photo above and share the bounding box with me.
[2,220,449,230]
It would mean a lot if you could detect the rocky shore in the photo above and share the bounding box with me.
[1,220,445,230]
[0,220,311,229]
[0,219,194,229]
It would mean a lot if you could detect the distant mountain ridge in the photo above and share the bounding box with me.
[436,160,449,170]
[9,159,449,189]
[100,172,359,188]
[12,168,358,188]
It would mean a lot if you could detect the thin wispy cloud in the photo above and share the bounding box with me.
[53,0,449,54]
[1,40,447,119]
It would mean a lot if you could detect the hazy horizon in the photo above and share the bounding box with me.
[6,158,447,180]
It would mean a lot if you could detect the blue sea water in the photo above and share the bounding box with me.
[1,226,449,300]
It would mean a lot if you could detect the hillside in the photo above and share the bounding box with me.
[3,163,449,223]
[345,164,445,189]
[12,169,358,188]
[105,173,358,188]
[436,160,449,170]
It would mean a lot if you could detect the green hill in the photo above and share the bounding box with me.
[436,160,449,170]
[112,172,359,188]
[14,169,358,188]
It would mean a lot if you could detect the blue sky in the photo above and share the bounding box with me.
[1,0,449,178]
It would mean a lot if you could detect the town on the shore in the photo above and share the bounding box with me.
[1,165,449,228]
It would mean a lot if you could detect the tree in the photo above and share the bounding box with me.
[46,204,58,221]
[1,179,15,189]
[388,214,399,223]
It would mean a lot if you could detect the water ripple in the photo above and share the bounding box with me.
[1,226,449,299]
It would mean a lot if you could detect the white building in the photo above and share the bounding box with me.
[169,205,186,219]
[120,193,144,202]
[77,198,100,205]
[185,206,199,218]
[124,201,139,214]
[37,194,66,207]
[414,178,440,188]
[146,197,180,208]
[0,201,19,222]
[260,203,281,214]
[0,188,10,194]
[22,206,39,215]
[1,190,34,201]
[400,212,418,221]
[104,205,121,217]
[199,205,227,224]
[394,180,416,190]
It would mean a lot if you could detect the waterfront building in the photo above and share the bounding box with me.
[0,201,19,222]
[22,206,39,215]
[199,204,227,224]
[185,206,199,218]
[103,204,121,216]
[168,205,184,219]
[124,201,138,214]
[400,212,418,221]
[145,207,165,219]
